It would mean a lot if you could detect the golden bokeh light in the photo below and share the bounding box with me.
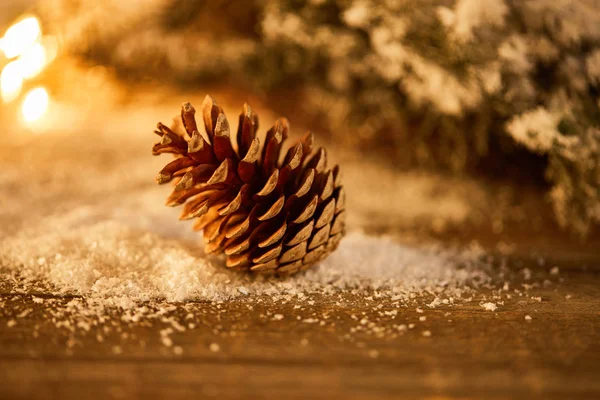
[19,43,47,79]
[1,13,57,128]
[1,61,24,103]
[1,17,41,59]
[21,87,49,123]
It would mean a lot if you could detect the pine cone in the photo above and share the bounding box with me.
[152,95,345,275]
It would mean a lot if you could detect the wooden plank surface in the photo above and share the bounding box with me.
[1,253,599,400]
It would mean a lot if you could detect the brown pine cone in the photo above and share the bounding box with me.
[152,95,345,275]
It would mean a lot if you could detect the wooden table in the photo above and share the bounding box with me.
[1,245,599,400]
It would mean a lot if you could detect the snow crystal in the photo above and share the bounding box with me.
[303,318,319,324]
[480,302,497,312]
[173,346,183,355]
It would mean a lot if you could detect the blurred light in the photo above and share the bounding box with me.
[1,61,23,103]
[41,35,59,65]
[18,43,47,79]
[21,87,49,123]
[1,17,41,59]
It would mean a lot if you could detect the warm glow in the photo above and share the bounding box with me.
[21,87,49,123]
[41,35,59,65]
[1,17,41,59]
[18,43,47,79]
[0,14,55,108]
[1,14,57,127]
[1,61,23,103]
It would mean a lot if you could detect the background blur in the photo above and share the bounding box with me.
[2,0,599,243]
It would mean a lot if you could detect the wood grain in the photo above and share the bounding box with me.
[1,254,599,400]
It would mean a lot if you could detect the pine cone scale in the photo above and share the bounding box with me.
[152,95,345,275]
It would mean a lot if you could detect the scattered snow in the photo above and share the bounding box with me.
[0,217,491,306]
[303,318,319,324]
[481,302,497,312]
